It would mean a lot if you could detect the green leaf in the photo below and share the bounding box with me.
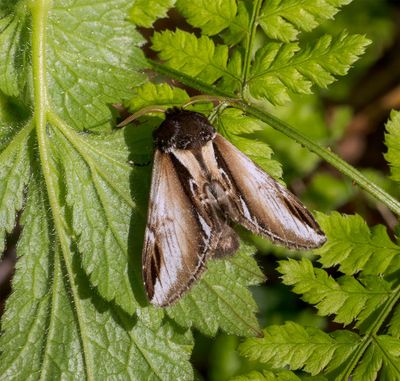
[48,120,138,313]
[152,29,233,84]
[125,82,190,112]
[0,176,194,380]
[221,0,250,45]
[385,110,400,182]
[278,258,394,326]
[248,33,370,105]
[239,321,400,380]
[216,108,282,179]
[176,0,237,35]
[130,0,176,27]
[0,122,33,253]
[0,1,199,378]
[221,49,243,93]
[166,243,265,336]
[352,336,400,381]
[315,212,400,276]
[258,0,352,43]
[389,304,400,339]
[0,2,30,97]
[46,0,147,132]
[239,322,360,375]
[231,370,309,381]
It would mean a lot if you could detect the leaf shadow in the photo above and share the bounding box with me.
[123,120,157,307]
[69,244,138,331]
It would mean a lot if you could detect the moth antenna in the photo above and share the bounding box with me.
[117,105,166,127]
[117,96,239,127]
[182,95,238,108]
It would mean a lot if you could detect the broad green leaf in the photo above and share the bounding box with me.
[0,0,148,316]
[216,108,282,179]
[176,0,237,35]
[130,0,175,27]
[248,33,370,105]
[278,258,394,326]
[0,2,30,97]
[125,82,190,112]
[48,123,138,313]
[239,322,360,375]
[315,212,400,276]
[258,0,352,43]
[0,1,198,379]
[0,122,33,253]
[166,243,265,337]
[152,29,233,84]
[385,110,400,182]
[46,0,147,132]
[0,176,193,380]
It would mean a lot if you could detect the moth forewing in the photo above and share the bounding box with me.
[211,134,326,249]
[142,149,218,307]
[142,108,326,307]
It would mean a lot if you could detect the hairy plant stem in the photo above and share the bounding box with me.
[338,284,400,380]
[241,0,263,93]
[30,1,93,379]
[148,59,400,216]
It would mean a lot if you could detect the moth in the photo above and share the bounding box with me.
[142,108,326,307]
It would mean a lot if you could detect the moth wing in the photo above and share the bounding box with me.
[142,150,217,307]
[213,134,326,249]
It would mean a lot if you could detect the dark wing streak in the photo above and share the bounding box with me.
[142,150,219,306]
[212,135,326,249]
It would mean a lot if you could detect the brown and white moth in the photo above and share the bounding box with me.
[142,108,326,307]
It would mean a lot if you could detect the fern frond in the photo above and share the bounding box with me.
[385,110,400,182]
[239,322,400,380]
[258,0,352,43]
[278,258,394,326]
[221,1,250,45]
[231,369,324,380]
[389,305,400,338]
[176,0,237,35]
[351,336,400,381]
[216,108,282,178]
[315,212,400,276]
[239,322,360,375]
[130,0,176,27]
[152,29,233,84]
[247,33,370,105]
[125,82,190,112]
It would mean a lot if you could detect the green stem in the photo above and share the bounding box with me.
[340,285,400,379]
[149,60,232,97]
[30,1,94,379]
[238,103,400,216]
[148,59,400,216]
[241,0,263,91]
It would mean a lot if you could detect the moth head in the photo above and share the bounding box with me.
[153,108,216,152]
